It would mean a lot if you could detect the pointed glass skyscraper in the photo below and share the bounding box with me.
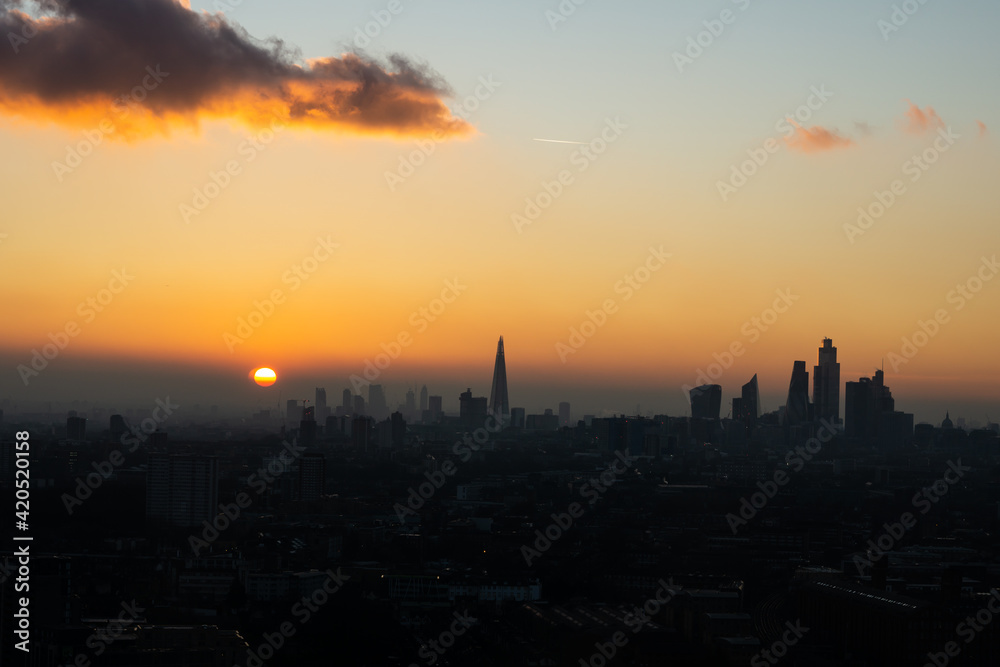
[489,336,510,422]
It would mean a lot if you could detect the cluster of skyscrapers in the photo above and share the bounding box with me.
[689,338,914,446]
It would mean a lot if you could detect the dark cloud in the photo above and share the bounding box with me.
[0,0,471,137]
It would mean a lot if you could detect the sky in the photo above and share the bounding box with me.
[1,0,998,425]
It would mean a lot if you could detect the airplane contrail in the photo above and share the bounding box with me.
[532,138,589,145]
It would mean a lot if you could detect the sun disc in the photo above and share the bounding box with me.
[252,367,277,387]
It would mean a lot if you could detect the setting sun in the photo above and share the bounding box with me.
[251,367,277,387]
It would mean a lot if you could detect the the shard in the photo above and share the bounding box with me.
[488,336,509,422]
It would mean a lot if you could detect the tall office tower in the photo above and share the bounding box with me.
[297,452,325,501]
[146,454,219,527]
[558,402,571,427]
[369,384,388,420]
[405,389,416,418]
[845,368,904,443]
[813,338,841,424]
[844,381,868,438]
[689,385,722,420]
[460,389,488,425]
[342,388,352,412]
[66,413,87,440]
[428,396,443,422]
[353,394,366,416]
[460,388,473,422]
[510,407,525,429]
[315,388,328,421]
[488,336,510,422]
[300,406,317,444]
[784,361,811,425]
[740,374,761,425]
[420,385,428,413]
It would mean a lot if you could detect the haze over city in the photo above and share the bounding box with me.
[1,0,998,425]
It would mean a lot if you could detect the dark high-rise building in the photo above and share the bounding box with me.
[784,361,811,425]
[460,388,488,425]
[66,413,87,441]
[488,336,510,422]
[689,385,722,420]
[460,388,473,421]
[342,388,352,411]
[813,338,841,424]
[300,406,317,444]
[146,454,219,527]
[558,402,571,427]
[844,382,869,438]
[353,394,365,416]
[351,416,373,451]
[297,452,325,501]
[315,388,328,421]
[736,374,761,426]
[405,389,416,418]
[420,385,428,413]
[428,395,443,422]
[844,369,909,447]
[510,407,525,428]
